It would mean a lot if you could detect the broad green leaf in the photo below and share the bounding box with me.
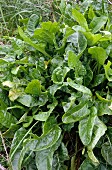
[104,61,112,81]
[0,110,17,128]
[52,67,70,84]
[35,137,61,170]
[62,102,90,123]
[96,102,112,116]
[17,94,38,107]
[25,79,41,96]
[87,117,107,150]
[67,78,92,96]
[72,9,89,31]
[89,16,108,33]
[10,127,27,160]
[27,14,39,36]
[18,26,51,58]
[79,158,97,170]
[68,50,78,68]
[79,106,97,146]
[43,116,57,134]
[92,74,105,87]
[83,32,102,46]
[33,100,58,121]
[67,31,87,57]
[101,142,112,165]
[34,21,59,46]
[88,46,107,65]
[17,126,61,170]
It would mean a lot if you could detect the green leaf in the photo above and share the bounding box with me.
[33,100,58,121]
[35,137,61,170]
[62,102,90,123]
[79,158,97,170]
[17,126,61,169]
[17,94,38,107]
[10,128,27,162]
[67,31,87,57]
[87,117,107,150]
[96,102,112,116]
[83,32,102,46]
[88,46,107,65]
[68,50,78,68]
[101,142,112,166]
[0,110,17,128]
[92,74,105,87]
[72,9,89,31]
[52,67,70,84]
[60,0,66,14]
[18,26,51,57]
[104,61,112,81]
[27,14,39,36]
[89,16,108,33]
[67,78,92,96]
[79,106,97,146]
[25,79,41,96]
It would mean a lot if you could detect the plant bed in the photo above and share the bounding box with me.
[0,0,112,169]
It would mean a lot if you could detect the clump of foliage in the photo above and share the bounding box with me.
[0,0,112,169]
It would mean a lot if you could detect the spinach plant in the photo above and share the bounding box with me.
[0,0,112,169]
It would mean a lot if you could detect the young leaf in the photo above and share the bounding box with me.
[68,50,78,68]
[25,79,41,96]
[79,106,97,146]
[27,14,39,36]
[72,9,89,31]
[104,61,112,81]
[89,16,108,33]
[88,46,107,65]
[18,26,51,58]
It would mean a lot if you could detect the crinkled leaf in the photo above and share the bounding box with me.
[62,102,90,123]
[17,126,61,170]
[89,16,108,33]
[88,46,107,65]
[52,67,70,84]
[67,78,92,96]
[79,106,97,146]
[35,137,61,170]
[27,14,39,36]
[67,31,87,57]
[88,117,107,150]
[92,74,105,87]
[33,100,58,121]
[25,79,41,96]
[101,142,112,166]
[17,94,38,107]
[0,110,17,128]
